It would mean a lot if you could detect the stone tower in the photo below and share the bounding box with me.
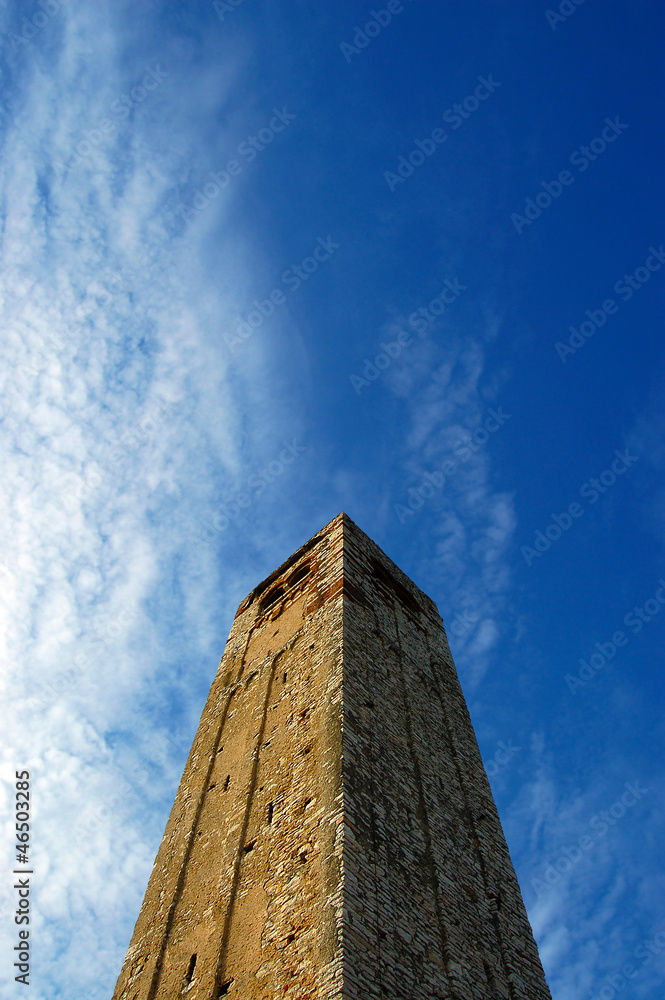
[113,513,551,1000]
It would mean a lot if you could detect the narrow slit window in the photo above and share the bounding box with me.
[184,953,197,985]
[267,801,274,824]
[223,774,231,791]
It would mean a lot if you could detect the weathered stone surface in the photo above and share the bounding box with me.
[112,513,551,999]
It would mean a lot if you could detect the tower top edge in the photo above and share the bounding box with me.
[338,512,441,621]
[235,512,441,625]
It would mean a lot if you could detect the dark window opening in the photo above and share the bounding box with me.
[461,882,478,903]
[287,563,310,589]
[283,671,287,683]
[223,775,231,791]
[216,979,233,996]
[371,558,422,615]
[184,953,197,985]
[259,586,284,615]
[267,801,274,824]
[247,534,322,608]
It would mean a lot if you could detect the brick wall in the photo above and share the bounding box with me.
[341,515,551,999]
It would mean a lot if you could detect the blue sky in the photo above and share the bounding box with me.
[0,1,663,997]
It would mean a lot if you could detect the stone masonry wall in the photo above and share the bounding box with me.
[112,516,347,1000]
[341,515,551,999]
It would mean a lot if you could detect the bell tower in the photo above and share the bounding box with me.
[113,512,551,999]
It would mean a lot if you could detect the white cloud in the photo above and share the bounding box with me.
[381,313,516,685]
[0,8,312,998]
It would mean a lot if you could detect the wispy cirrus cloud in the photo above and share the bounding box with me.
[370,307,516,686]
[504,739,665,1000]
[0,7,314,998]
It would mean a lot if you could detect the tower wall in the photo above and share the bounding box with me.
[112,513,551,1000]
[341,517,551,999]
